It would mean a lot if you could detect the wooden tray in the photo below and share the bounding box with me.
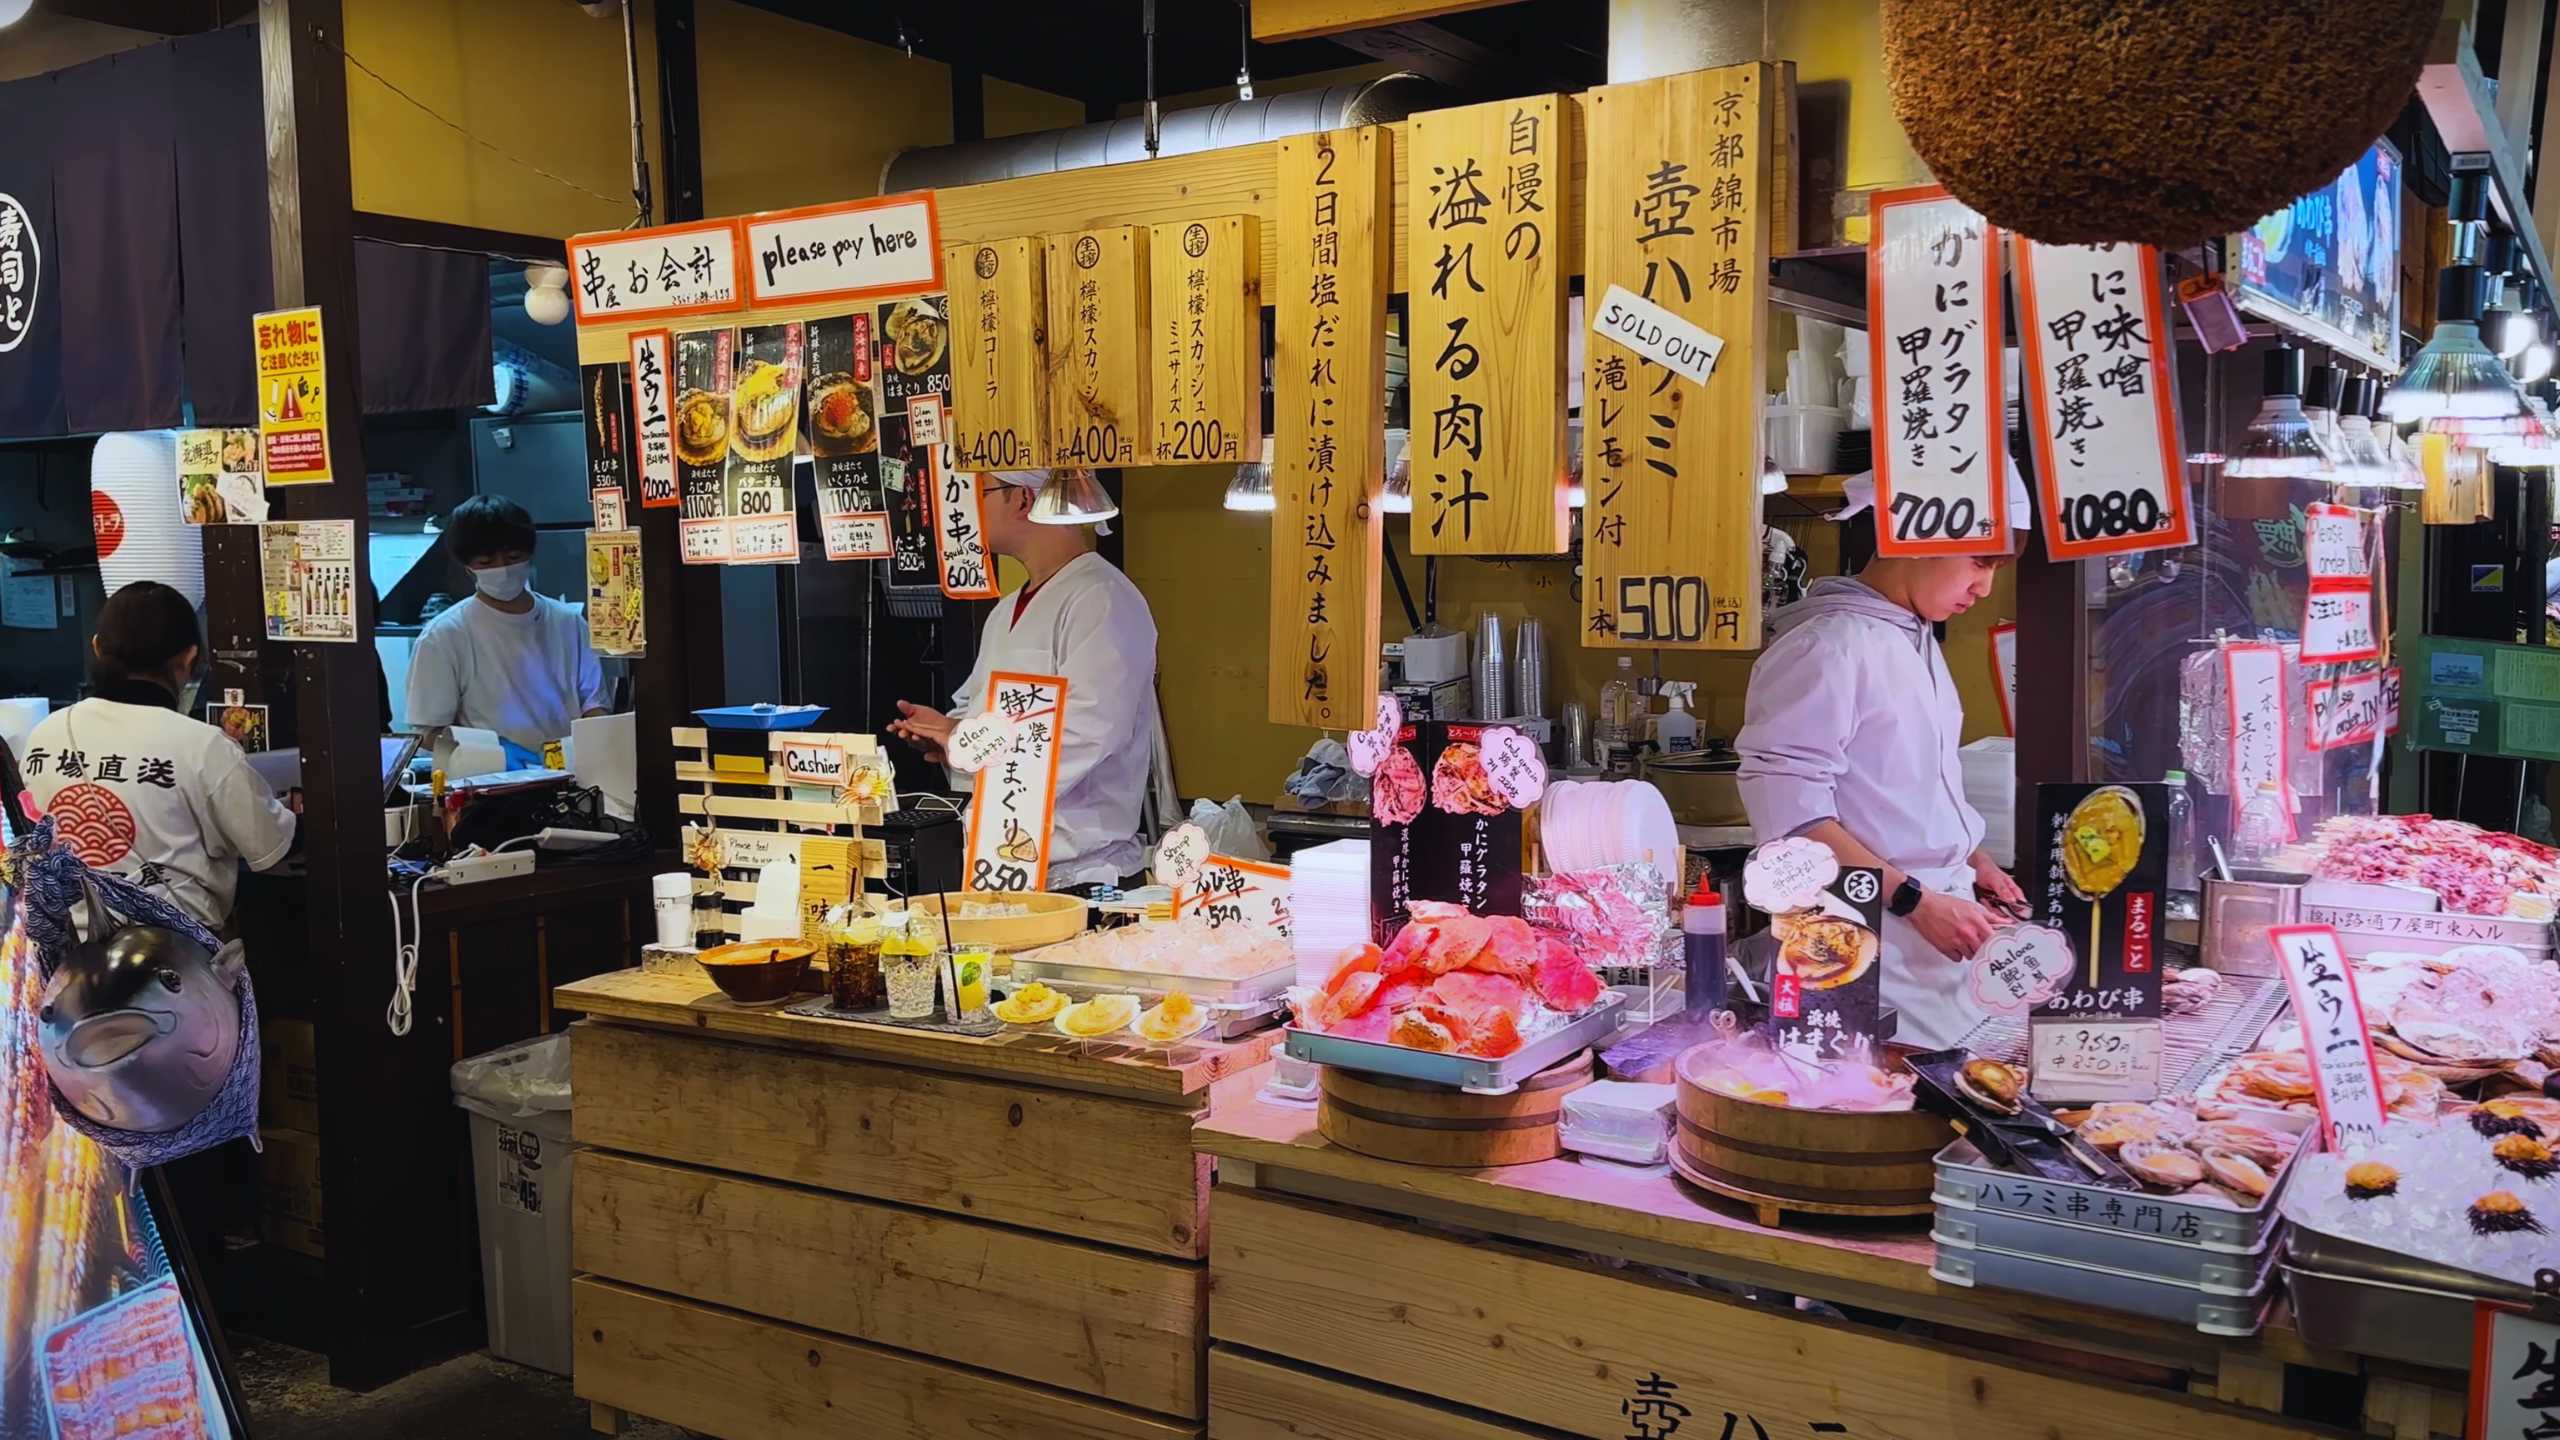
[909,891,1091,952]
[1318,1051,1593,1167]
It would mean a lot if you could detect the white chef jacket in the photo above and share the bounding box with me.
[948,552,1160,887]
[1736,577,1990,1050]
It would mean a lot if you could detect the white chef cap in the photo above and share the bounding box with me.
[991,469,1050,489]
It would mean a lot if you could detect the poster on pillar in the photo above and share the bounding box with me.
[252,306,330,486]
[1270,127,1389,730]
[2015,238,2192,561]
[722,321,802,565]
[1043,226,1150,469]
[1405,95,1567,556]
[878,293,954,587]
[1580,65,1770,651]
[944,237,1051,474]
[1867,187,2007,554]
[805,312,890,561]
[673,327,734,564]
[963,672,1069,893]
[1147,215,1261,466]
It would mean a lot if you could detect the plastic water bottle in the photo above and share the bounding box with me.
[1597,657,1639,773]
[2164,769,2198,914]
[2232,781,2289,864]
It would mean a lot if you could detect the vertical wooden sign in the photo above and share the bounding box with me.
[1044,226,1151,469]
[1148,215,1262,466]
[1581,65,1772,650]
[1270,128,1390,730]
[943,237,1051,472]
[1407,95,1568,556]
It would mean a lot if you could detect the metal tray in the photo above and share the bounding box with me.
[1933,1207,2273,1291]
[1008,950,1296,1002]
[1284,988,1635,1093]
[1932,1109,2310,1255]
[2279,1261,2490,1370]
[1932,1226,2281,1336]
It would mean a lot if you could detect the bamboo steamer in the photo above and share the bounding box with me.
[1318,1052,1594,1167]
[1670,1043,1948,1222]
[909,892,1089,952]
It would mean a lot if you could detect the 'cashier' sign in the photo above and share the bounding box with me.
[962,672,1068,893]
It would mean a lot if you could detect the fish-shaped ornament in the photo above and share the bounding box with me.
[38,873,246,1135]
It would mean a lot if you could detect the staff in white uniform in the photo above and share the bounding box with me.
[1735,472,2030,1051]
[405,495,609,770]
[889,470,1160,888]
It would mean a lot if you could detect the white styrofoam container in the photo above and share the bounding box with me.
[1559,1080,1676,1166]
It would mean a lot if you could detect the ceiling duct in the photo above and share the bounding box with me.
[881,73,1440,193]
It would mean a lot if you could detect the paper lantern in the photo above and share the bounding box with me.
[1882,0,2433,248]
[90,431,204,608]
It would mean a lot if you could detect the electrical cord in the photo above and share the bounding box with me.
[387,868,432,1037]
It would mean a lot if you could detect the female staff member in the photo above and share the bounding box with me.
[19,582,297,931]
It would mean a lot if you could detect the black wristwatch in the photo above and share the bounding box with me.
[1888,877,1926,917]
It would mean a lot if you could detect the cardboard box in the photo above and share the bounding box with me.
[259,1126,325,1259]
[259,1019,319,1134]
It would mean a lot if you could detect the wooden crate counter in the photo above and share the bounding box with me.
[556,969,1282,1439]
[1196,1068,2470,1440]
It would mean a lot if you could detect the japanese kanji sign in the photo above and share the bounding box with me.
[1271,128,1388,730]
[2223,642,2291,838]
[1147,215,1261,465]
[628,328,678,508]
[1868,187,2006,554]
[1407,94,1567,557]
[742,195,942,307]
[2015,238,2191,560]
[1581,64,1770,650]
[2267,924,2387,1150]
[806,312,889,559]
[963,672,1069,893]
[1176,854,1293,935]
[1043,225,1150,469]
[567,218,745,323]
[673,327,734,564]
[916,395,997,600]
[2471,1306,2560,1440]
[944,237,1052,472]
[253,306,330,486]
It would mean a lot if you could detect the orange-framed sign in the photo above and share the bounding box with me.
[2014,235,2193,561]
[741,194,945,307]
[913,394,999,600]
[567,218,748,324]
[627,328,678,507]
[962,671,1071,893]
[1867,186,2006,554]
[1175,854,1294,935]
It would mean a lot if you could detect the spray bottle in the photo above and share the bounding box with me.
[1654,681,1700,754]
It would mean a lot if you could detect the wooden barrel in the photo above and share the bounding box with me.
[1318,1052,1593,1167]
[1672,1057,1948,1216]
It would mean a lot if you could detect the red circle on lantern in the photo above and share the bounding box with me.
[90,491,125,560]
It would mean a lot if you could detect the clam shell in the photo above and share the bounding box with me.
[2200,1149,2273,1198]
[2119,1141,2206,1190]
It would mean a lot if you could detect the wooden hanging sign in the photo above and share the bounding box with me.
[1148,215,1262,465]
[944,236,1051,472]
[1043,225,1151,469]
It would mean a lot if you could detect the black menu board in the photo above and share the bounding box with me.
[1368,720,1524,942]
[2031,782,2169,1021]
[579,360,631,501]
[877,294,953,589]
[1765,865,1885,1063]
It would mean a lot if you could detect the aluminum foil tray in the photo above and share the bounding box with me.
[1283,988,1634,1093]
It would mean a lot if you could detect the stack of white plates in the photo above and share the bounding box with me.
[1289,839,1371,986]
[1538,779,1682,890]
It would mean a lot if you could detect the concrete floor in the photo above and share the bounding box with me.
[232,1338,688,1440]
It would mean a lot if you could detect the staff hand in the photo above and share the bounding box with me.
[1910,890,2002,961]
[888,701,955,764]
[1971,854,2029,916]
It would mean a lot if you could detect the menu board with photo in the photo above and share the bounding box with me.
[2031,781,2168,1021]
[805,312,890,560]
[877,294,953,588]
[2233,139,2401,372]
[723,322,802,565]
[176,428,265,526]
[586,528,645,657]
[1766,865,1885,1065]
[1367,720,1525,942]
[580,359,633,504]
[258,519,357,643]
[673,327,734,564]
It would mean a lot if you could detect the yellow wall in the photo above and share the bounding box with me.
[695,1,952,214]
[987,76,1088,138]
[345,0,659,239]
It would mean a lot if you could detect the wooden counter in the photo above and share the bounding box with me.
[1195,1069,2468,1440]
[556,969,1283,1439]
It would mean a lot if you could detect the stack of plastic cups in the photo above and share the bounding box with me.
[1472,611,1508,721]
[1514,618,1548,720]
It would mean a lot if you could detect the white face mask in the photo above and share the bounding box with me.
[473,562,532,603]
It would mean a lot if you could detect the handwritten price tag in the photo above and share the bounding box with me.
[1744,836,1839,915]
[2268,923,2387,1152]
[1479,726,1547,808]
[2029,1018,2165,1102]
[1153,821,1209,889]
[2301,587,2380,664]
[945,713,1008,775]
[1347,693,1403,777]
[1968,924,2076,1016]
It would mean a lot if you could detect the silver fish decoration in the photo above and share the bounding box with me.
[37,874,244,1134]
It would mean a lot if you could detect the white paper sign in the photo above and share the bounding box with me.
[2301,586,2380,664]
[914,396,996,599]
[1347,693,1403,777]
[2382,666,2403,735]
[628,330,678,509]
[591,486,626,530]
[1868,189,2005,553]
[773,737,848,788]
[1479,727,1547,809]
[2267,924,2388,1151]
[1744,836,1839,914]
[2307,672,2384,750]
[1179,854,1293,936]
[1153,821,1209,889]
[963,672,1068,893]
[2029,1018,2165,1102]
[2223,643,2289,835]
[944,713,1008,775]
[728,514,798,564]
[2471,1307,2560,1440]
[568,220,744,322]
[1590,284,1724,386]
[1968,924,2075,1016]
[2015,237,2191,560]
[821,511,892,562]
[743,196,942,305]
[679,518,731,565]
[2304,502,2373,581]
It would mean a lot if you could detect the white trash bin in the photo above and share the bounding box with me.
[450,1035,576,1375]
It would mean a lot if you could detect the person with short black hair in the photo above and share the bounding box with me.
[405,495,607,769]
[20,582,296,928]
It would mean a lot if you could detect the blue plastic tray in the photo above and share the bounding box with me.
[695,704,829,732]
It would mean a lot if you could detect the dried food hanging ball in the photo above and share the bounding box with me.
[1881,0,2434,247]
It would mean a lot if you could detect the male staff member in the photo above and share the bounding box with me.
[406,495,608,770]
[890,470,1160,889]
[1736,472,2029,1050]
